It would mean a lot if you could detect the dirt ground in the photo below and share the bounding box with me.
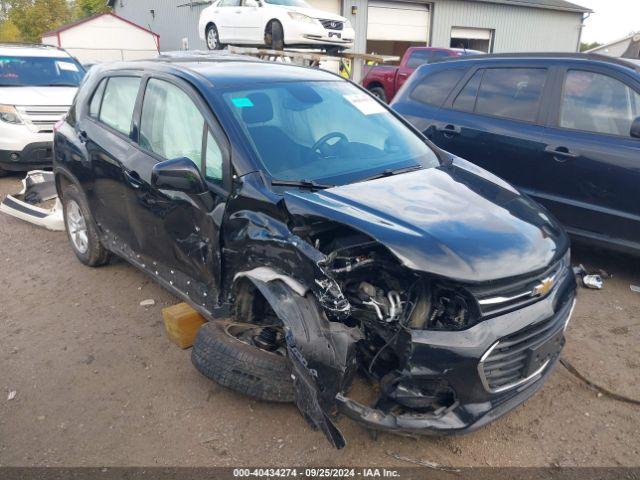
[0,174,639,468]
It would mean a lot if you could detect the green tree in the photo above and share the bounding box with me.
[0,17,20,41]
[74,0,111,18]
[5,0,72,42]
[580,41,603,52]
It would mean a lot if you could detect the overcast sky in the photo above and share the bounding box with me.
[578,0,640,44]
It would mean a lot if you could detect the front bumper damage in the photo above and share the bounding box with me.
[236,259,576,447]
[335,276,576,437]
[0,170,64,231]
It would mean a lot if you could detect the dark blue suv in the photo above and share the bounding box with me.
[392,53,640,255]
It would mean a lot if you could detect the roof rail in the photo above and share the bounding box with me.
[435,51,640,71]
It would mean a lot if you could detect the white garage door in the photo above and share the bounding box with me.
[306,0,342,15]
[450,27,492,40]
[367,1,429,42]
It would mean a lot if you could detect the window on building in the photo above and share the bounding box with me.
[99,76,141,135]
[560,70,640,137]
[410,68,467,107]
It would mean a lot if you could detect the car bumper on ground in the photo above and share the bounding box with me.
[337,266,577,435]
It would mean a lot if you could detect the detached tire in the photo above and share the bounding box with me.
[192,320,294,403]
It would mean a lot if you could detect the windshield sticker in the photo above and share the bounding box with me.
[231,97,254,108]
[56,61,79,72]
[344,93,386,115]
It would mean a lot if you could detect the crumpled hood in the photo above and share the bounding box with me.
[284,159,569,283]
[284,5,346,21]
[0,86,77,106]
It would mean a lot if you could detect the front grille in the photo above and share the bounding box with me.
[478,298,574,393]
[15,105,70,133]
[468,258,568,318]
[319,19,344,30]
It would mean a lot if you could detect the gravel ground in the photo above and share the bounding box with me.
[0,174,639,467]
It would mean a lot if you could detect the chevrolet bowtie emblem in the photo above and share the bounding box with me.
[532,277,555,297]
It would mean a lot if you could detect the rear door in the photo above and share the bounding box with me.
[237,0,263,43]
[124,75,230,308]
[536,66,640,249]
[427,64,553,191]
[81,74,142,248]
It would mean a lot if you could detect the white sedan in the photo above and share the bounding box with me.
[198,0,355,52]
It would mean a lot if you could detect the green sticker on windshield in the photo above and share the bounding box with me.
[232,97,254,108]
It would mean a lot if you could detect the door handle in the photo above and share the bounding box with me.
[123,169,143,189]
[545,145,579,162]
[398,72,409,78]
[437,124,461,137]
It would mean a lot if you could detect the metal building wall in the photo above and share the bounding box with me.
[429,0,584,52]
[113,0,207,51]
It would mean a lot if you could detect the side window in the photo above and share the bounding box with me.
[140,79,205,166]
[560,70,640,137]
[219,0,240,5]
[406,51,433,69]
[205,130,224,183]
[474,68,547,122]
[410,69,467,107]
[89,79,107,117]
[453,69,483,112]
[99,77,141,135]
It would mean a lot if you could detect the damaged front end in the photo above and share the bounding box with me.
[224,165,576,448]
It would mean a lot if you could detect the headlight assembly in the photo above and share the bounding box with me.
[287,12,319,24]
[0,105,23,124]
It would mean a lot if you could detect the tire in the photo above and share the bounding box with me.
[62,184,111,267]
[206,24,223,51]
[267,21,284,50]
[192,320,294,403]
[369,86,387,103]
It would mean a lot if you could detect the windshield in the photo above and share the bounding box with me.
[0,56,85,87]
[221,81,439,185]
[264,0,311,7]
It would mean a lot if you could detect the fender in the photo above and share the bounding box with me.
[236,268,362,449]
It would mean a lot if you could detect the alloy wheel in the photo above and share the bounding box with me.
[66,199,89,254]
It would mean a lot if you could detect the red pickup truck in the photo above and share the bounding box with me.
[362,47,483,102]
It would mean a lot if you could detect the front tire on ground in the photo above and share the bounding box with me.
[62,184,111,267]
[192,320,294,403]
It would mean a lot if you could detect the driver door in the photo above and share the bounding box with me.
[125,76,229,309]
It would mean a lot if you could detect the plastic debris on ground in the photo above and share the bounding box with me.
[573,264,604,289]
[140,299,156,307]
[7,390,16,401]
[0,170,64,231]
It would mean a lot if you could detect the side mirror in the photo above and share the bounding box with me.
[631,117,640,139]
[151,157,207,194]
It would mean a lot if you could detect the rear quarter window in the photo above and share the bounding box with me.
[409,68,467,107]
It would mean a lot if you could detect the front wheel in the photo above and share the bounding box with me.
[206,24,222,50]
